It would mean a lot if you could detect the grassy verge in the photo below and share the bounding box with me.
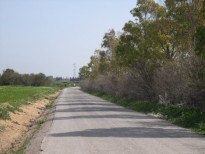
[0,86,60,119]
[90,92,205,135]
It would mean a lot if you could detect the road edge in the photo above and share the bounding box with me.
[25,93,61,154]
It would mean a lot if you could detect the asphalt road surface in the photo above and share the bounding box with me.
[41,87,205,154]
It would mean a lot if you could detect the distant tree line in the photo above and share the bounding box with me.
[79,0,205,111]
[0,69,52,86]
[70,77,80,82]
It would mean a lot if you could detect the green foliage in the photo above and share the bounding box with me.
[51,81,70,88]
[15,146,25,154]
[15,137,30,154]
[197,122,205,134]
[0,103,16,119]
[195,26,205,59]
[193,0,205,102]
[45,102,53,109]
[31,73,49,86]
[0,69,19,85]
[79,66,90,79]
[0,86,59,119]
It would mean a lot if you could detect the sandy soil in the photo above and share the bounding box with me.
[0,91,60,154]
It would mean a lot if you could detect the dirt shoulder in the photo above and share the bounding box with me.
[0,91,60,154]
[25,97,57,154]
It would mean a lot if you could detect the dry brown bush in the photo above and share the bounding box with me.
[79,79,93,92]
[154,62,190,104]
[116,69,156,102]
[79,75,118,96]
[91,75,118,95]
[154,57,205,110]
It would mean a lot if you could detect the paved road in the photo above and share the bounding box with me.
[41,87,205,154]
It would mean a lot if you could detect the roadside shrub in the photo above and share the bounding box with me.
[177,111,202,128]
[154,62,190,104]
[153,57,205,111]
[80,75,118,96]
[117,69,156,102]
[0,103,15,119]
[79,79,94,92]
[198,123,205,133]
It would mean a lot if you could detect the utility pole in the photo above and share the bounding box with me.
[73,63,76,78]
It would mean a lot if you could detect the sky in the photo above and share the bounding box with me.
[0,0,163,78]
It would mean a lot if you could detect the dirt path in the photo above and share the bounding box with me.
[0,92,60,154]
[40,87,205,154]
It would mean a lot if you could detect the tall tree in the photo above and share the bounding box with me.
[195,0,205,59]
[31,73,48,86]
[101,30,120,75]
[0,69,19,85]
[79,66,90,80]
[165,0,203,57]
[117,0,164,68]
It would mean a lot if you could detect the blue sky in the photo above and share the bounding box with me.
[0,0,162,77]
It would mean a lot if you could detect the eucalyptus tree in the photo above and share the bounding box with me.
[117,0,165,70]
[195,0,205,59]
[101,29,120,75]
[79,66,90,80]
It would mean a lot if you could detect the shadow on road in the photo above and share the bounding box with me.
[55,106,135,113]
[55,102,115,106]
[52,114,156,120]
[49,127,202,138]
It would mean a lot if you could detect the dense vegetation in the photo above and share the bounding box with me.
[79,0,205,111]
[0,86,59,119]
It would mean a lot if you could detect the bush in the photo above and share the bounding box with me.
[80,70,157,103]
[153,57,205,111]
[117,71,156,102]
[0,103,15,119]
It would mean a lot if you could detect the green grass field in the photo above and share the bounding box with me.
[0,86,59,119]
